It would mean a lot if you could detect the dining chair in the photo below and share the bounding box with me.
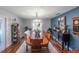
[42,32,51,49]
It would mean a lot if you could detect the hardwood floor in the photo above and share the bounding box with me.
[1,39,59,53]
[1,40,24,53]
[26,42,58,53]
[26,46,49,53]
[50,39,69,53]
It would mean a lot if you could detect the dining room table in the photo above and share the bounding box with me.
[25,34,49,52]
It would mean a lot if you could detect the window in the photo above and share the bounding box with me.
[58,16,66,33]
[32,19,42,31]
[0,18,5,52]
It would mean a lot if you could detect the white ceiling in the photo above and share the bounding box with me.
[0,6,77,19]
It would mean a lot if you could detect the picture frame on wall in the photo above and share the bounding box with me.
[58,16,66,33]
[72,16,79,35]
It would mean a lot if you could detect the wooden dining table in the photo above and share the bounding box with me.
[25,36,49,52]
[26,37,48,46]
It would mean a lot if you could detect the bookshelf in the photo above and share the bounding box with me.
[11,23,20,44]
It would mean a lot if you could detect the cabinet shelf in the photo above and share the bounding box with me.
[11,23,20,43]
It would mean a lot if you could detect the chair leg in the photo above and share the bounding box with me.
[26,45,28,52]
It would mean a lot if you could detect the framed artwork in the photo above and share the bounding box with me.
[58,16,66,33]
[72,17,79,35]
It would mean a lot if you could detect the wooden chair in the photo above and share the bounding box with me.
[42,32,51,49]
[45,32,51,41]
[30,39,43,52]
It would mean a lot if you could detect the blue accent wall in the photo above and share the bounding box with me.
[51,7,79,49]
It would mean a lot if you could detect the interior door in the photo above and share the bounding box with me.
[0,18,6,52]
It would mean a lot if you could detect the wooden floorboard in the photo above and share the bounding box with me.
[1,39,24,53]
[50,39,69,53]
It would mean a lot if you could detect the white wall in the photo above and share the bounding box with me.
[24,19,32,29]
[42,18,51,31]
[24,18,51,31]
[0,9,25,52]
